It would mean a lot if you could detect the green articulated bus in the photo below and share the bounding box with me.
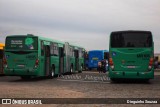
[109,30,154,81]
[4,34,85,79]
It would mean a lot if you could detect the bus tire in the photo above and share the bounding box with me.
[49,67,55,79]
[70,66,73,74]
[110,78,117,83]
[143,79,149,83]
[21,76,31,80]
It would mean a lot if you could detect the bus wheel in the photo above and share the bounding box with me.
[143,79,149,83]
[21,76,31,80]
[49,68,55,79]
[89,68,92,71]
[110,78,117,83]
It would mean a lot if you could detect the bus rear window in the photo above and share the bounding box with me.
[111,32,152,48]
[5,36,38,50]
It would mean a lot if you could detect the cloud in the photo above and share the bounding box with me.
[0,0,160,52]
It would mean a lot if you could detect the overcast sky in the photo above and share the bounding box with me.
[0,0,160,52]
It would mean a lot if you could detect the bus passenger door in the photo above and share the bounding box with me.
[59,47,64,75]
[74,50,79,71]
[44,45,50,76]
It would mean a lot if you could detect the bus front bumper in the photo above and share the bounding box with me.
[109,69,154,79]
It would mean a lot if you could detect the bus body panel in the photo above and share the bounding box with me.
[4,35,62,77]
[4,35,40,76]
[88,51,103,68]
[109,68,154,79]
[109,30,154,79]
[4,35,86,78]
[5,52,37,69]
[88,50,109,69]
[79,57,84,69]
[50,55,59,75]
[111,48,152,72]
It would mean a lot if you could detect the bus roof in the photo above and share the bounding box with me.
[6,34,65,45]
[89,50,109,52]
[6,34,86,50]
[111,30,152,34]
[66,42,85,51]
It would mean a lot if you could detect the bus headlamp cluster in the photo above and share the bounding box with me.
[3,58,8,68]
[148,57,153,70]
[34,59,39,68]
[111,65,114,70]
[109,58,114,70]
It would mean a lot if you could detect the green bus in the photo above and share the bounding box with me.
[4,34,85,79]
[109,30,154,81]
[64,42,86,73]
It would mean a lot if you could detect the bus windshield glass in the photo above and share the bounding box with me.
[5,36,38,50]
[111,32,152,48]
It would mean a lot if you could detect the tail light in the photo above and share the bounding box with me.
[109,58,114,70]
[35,59,39,68]
[3,58,7,67]
[148,57,153,70]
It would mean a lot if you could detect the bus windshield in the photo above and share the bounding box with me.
[111,32,152,48]
[5,36,38,50]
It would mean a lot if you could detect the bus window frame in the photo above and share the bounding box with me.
[41,41,44,56]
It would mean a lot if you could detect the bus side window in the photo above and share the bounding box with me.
[63,46,66,56]
[74,50,79,58]
[69,47,73,57]
[50,43,54,56]
[53,43,59,56]
[80,49,83,58]
[79,50,81,57]
[41,41,44,56]
[59,47,64,57]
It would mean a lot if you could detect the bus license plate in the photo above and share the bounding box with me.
[127,66,135,68]
[17,65,25,67]
[92,57,98,60]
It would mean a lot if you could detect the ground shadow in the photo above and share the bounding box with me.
[110,79,152,84]
[9,76,55,82]
[9,72,77,82]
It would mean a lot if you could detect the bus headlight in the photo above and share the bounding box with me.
[3,58,8,68]
[111,65,114,70]
[109,58,114,70]
[148,57,153,70]
[34,59,39,68]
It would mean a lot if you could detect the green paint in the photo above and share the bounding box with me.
[25,38,34,45]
